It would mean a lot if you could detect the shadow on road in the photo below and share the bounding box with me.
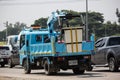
[0,66,8,68]
[0,65,23,69]
[93,69,120,73]
[31,72,74,76]
[77,72,104,78]
[30,71,104,78]
[14,66,23,69]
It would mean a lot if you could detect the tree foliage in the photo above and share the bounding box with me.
[33,10,120,40]
[32,18,48,28]
[33,10,105,39]
[0,10,120,41]
[0,22,27,41]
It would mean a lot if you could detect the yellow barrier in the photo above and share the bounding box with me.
[70,28,73,52]
[75,28,78,52]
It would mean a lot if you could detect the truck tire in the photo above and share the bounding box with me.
[72,68,85,74]
[108,57,119,72]
[44,60,56,75]
[23,59,31,74]
[8,59,15,68]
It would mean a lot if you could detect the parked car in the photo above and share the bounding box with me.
[91,36,120,72]
[0,46,11,67]
[6,35,19,68]
[8,47,19,68]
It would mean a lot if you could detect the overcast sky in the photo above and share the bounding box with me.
[0,0,120,31]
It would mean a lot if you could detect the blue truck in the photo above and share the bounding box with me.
[18,11,94,75]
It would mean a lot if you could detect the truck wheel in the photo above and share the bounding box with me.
[8,59,15,68]
[72,68,85,74]
[23,59,31,74]
[44,60,53,75]
[108,57,119,72]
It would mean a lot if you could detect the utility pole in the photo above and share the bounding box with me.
[86,0,88,40]
[116,8,120,24]
[4,21,8,43]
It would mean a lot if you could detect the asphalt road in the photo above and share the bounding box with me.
[0,65,120,80]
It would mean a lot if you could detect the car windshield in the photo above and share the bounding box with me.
[0,47,9,50]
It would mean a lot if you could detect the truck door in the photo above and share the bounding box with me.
[92,38,106,65]
[19,35,26,65]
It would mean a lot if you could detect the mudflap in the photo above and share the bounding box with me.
[86,65,93,71]
[85,61,93,71]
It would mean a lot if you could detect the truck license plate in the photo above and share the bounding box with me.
[68,60,78,66]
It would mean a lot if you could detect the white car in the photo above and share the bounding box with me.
[0,46,11,67]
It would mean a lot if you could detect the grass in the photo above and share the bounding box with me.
[0,42,6,46]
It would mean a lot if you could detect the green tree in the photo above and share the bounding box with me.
[0,22,27,41]
[0,31,6,42]
[33,10,105,39]
[87,12,104,39]
[102,21,120,37]
[32,18,48,28]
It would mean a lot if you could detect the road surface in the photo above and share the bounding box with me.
[0,65,120,80]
